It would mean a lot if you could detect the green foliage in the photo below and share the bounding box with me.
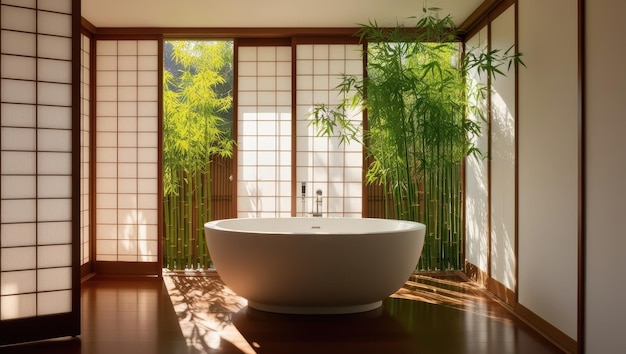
[309,9,523,270]
[163,41,235,270]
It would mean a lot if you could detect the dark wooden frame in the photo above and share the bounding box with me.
[0,0,82,345]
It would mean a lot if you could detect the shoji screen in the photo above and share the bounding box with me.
[0,0,80,344]
[490,6,516,293]
[95,39,160,273]
[237,45,292,218]
[464,28,489,273]
[80,33,90,268]
[295,44,363,217]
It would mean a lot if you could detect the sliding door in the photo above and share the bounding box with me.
[235,40,364,217]
[0,0,81,344]
[295,43,363,217]
[237,44,293,218]
[94,38,162,275]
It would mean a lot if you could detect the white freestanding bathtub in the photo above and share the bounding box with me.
[204,217,426,314]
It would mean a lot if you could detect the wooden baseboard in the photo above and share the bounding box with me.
[94,261,162,276]
[464,260,489,287]
[464,260,577,353]
[516,303,577,354]
[486,276,516,306]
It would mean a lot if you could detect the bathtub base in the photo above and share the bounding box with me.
[247,300,382,315]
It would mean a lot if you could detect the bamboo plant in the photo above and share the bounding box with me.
[310,9,522,270]
[163,41,235,270]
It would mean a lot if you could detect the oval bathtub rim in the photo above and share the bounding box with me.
[204,217,425,236]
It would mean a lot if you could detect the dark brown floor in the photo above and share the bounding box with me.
[0,273,565,354]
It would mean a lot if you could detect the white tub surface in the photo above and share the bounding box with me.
[205,217,426,314]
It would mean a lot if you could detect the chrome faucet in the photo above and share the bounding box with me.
[301,182,307,217]
[312,189,323,217]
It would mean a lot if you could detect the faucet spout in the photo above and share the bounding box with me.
[312,189,323,217]
[301,182,307,217]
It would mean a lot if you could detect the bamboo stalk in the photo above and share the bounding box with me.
[204,163,212,267]
[186,171,193,269]
[194,170,203,269]
[197,171,205,269]
[178,173,185,270]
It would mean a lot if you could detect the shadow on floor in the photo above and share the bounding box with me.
[232,305,417,354]
[164,272,564,354]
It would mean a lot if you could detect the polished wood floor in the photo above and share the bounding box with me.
[1,273,565,354]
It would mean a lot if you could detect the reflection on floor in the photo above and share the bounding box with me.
[0,273,565,354]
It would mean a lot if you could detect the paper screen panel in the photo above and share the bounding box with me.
[237,46,292,218]
[0,0,75,320]
[295,44,363,217]
[95,40,159,262]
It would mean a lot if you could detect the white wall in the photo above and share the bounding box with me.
[465,28,489,272]
[464,7,517,293]
[585,0,626,351]
[490,7,516,291]
[518,0,579,340]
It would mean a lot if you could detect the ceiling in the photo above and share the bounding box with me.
[81,0,485,29]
